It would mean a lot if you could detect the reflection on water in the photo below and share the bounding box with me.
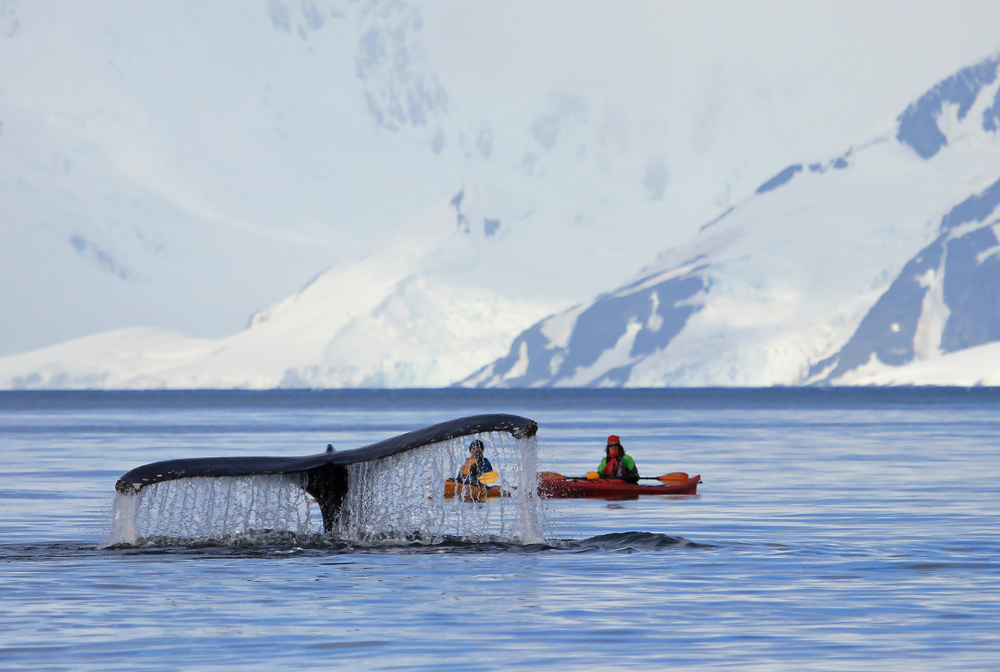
[1,390,998,670]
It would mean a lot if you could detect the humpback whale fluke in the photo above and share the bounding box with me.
[114,414,538,532]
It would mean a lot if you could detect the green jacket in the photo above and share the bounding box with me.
[597,454,639,482]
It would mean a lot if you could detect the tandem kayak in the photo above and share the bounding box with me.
[443,473,701,500]
[537,472,701,498]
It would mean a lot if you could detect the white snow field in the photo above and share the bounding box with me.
[837,341,1000,386]
[4,2,1000,388]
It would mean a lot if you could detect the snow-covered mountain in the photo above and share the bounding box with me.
[0,199,552,388]
[465,56,1000,387]
[4,3,1000,388]
[1,0,841,358]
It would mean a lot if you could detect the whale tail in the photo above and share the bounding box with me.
[114,414,538,533]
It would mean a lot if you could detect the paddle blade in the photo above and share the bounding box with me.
[537,471,565,481]
[478,471,499,485]
[586,471,601,480]
[657,472,690,483]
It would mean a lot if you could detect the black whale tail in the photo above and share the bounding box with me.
[114,414,538,532]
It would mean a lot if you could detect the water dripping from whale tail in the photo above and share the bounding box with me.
[338,431,546,544]
[105,414,543,547]
[104,474,314,547]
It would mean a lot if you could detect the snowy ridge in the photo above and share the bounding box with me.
[0,202,553,389]
[467,55,1000,387]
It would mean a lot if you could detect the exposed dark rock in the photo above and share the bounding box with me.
[941,224,1000,352]
[819,234,944,380]
[896,56,999,159]
[756,165,803,194]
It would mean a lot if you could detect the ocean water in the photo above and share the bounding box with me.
[1,389,998,670]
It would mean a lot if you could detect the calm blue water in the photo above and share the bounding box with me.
[1,389,998,670]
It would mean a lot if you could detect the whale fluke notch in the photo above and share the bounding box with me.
[114,413,538,532]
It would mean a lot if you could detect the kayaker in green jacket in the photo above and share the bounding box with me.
[595,435,639,483]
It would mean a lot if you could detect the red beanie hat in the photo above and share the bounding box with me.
[607,435,621,445]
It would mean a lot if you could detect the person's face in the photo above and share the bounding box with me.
[607,443,621,457]
[471,446,483,459]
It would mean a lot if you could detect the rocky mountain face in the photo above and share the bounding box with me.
[466,56,1000,387]
[812,177,1000,383]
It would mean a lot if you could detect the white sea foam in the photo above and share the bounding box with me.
[103,432,546,546]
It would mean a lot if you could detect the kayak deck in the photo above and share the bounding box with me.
[537,474,701,498]
[442,479,509,501]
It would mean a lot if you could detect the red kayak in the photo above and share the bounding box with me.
[537,472,701,498]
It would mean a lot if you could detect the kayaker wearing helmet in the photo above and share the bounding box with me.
[596,435,639,483]
[456,439,493,484]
